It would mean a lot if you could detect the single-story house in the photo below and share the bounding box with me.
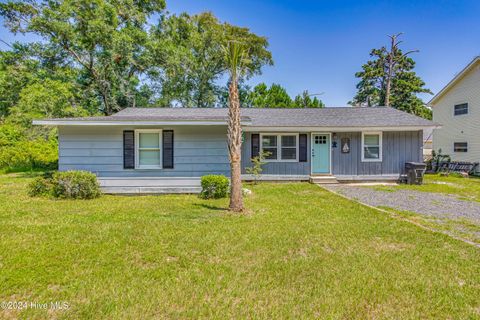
[34,107,438,193]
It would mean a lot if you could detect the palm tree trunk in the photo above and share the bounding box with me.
[227,77,243,212]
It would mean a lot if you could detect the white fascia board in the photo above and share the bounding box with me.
[428,56,480,106]
[32,120,247,126]
[243,125,441,132]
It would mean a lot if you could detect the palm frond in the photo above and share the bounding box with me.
[222,40,250,80]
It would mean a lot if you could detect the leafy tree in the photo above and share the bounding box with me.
[248,83,292,108]
[150,12,273,108]
[293,91,325,108]
[350,34,432,119]
[0,0,166,115]
[237,83,324,108]
[9,79,88,127]
[0,44,71,118]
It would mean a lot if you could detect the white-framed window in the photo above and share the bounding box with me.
[361,132,382,162]
[135,129,162,169]
[454,142,468,153]
[260,133,299,162]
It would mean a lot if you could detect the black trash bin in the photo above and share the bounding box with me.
[405,162,427,185]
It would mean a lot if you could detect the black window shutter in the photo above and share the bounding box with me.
[123,130,135,169]
[299,134,308,162]
[163,130,174,169]
[251,134,260,158]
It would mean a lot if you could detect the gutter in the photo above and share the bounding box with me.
[32,120,252,126]
[242,125,441,132]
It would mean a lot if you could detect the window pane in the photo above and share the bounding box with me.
[315,135,327,144]
[364,146,380,159]
[139,132,159,148]
[454,103,468,116]
[139,150,160,166]
[263,147,277,159]
[281,135,296,147]
[454,142,468,152]
[281,148,296,160]
[262,135,277,147]
[364,134,379,146]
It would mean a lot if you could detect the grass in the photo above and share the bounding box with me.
[370,174,480,246]
[378,206,480,245]
[1,173,480,319]
[371,174,480,202]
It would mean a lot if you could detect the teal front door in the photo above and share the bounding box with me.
[312,134,330,174]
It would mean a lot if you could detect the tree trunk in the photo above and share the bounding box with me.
[227,77,243,212]
[385,54,392,107]
[385,34,396,107]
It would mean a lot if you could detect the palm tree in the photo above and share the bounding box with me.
[223,41,249,212]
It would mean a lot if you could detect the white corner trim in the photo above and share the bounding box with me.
[361,131,383,162]
[134,129,163,170]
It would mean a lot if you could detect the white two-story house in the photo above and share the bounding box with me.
[429,56,480,172]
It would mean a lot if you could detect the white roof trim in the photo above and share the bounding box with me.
[428,56,480,106]
[32,120,250,126]
[243,125,440,132]
[33,119,438,131]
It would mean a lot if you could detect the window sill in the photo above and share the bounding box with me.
[361,159,382,163]
[264,160,299,163]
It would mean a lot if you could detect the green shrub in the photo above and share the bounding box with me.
[52,171,101,199]
[0,139,58,172]
[28,176,54,197]
[0,124,24,147]
[200,175,229,199]
[245,150,271,184]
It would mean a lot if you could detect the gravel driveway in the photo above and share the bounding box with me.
[324,185,480,223]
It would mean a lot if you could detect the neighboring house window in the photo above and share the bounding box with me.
[361,132,382,162]
[454,142,468,152]
[135,129,162,169]
[454,103,468,116]
[261,134,298,161]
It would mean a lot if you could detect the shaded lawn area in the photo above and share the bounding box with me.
[372,174,480,202]
[0,174,479,319]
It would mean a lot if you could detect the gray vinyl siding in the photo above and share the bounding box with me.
[58,126,422,178]
[58,126,229,177]
[332,131,423,175]
[241,132,311,175]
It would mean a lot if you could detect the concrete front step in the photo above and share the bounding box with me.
[310,176,339,184]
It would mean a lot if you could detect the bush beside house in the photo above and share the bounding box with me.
[28,171,101,199]
[200,175,229,199]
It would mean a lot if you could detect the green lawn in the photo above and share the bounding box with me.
[1,174,479,319]
[372,174,480,202]
[370,174,480,244]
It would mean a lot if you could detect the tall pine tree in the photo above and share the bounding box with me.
[350,34,432,119]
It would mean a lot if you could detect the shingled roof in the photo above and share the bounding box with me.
[33,106,438,128]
